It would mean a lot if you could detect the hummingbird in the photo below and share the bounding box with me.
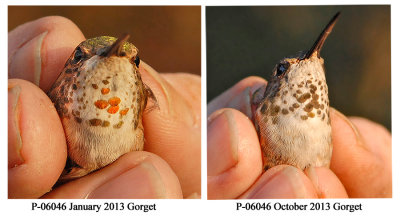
[48,34,156,181]
[251,12,340,171]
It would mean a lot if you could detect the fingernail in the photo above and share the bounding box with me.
[331,107,364,147]
[304,166,321,197]
[225,83,267,119]
[8,84,24,168]
[33,31,47,86]
[207,108,224,125]
[251,85,266,106]
[207,109,238,176]
[185,192,200,199]
[87,161,166,199]
[9,31,47,87]
[245,166,309,199]
[228,87,252,117]
[139,61,172,113]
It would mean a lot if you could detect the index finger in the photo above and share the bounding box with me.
[330,108,392,197]
[138,62,201,198]
[8,16,85,92]
[207,76,267,118]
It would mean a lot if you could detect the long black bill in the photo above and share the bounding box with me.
[303,12,340,59]
[102,33,130,57]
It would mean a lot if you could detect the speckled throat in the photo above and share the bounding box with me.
[48,34,155,181]
[252,12,340,171]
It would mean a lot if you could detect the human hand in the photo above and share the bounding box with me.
[8,16,200,199]
[207,77,391,199]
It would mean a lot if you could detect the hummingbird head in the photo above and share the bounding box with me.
[262,12,340,109]
[65,34,140,74]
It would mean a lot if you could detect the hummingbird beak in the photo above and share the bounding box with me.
[303,12,340,59]
[102,33,130,57]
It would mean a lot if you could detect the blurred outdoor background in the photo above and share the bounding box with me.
[206,6,391,130]
[8,6,201,75]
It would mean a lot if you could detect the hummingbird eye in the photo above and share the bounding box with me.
[276,62,290,77]
[72,47,84,64]
[134,56,140,67]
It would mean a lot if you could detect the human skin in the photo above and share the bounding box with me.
[8,16,200,199]
[208,76,391,199]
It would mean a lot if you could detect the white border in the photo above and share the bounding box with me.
[2,0,399,219]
